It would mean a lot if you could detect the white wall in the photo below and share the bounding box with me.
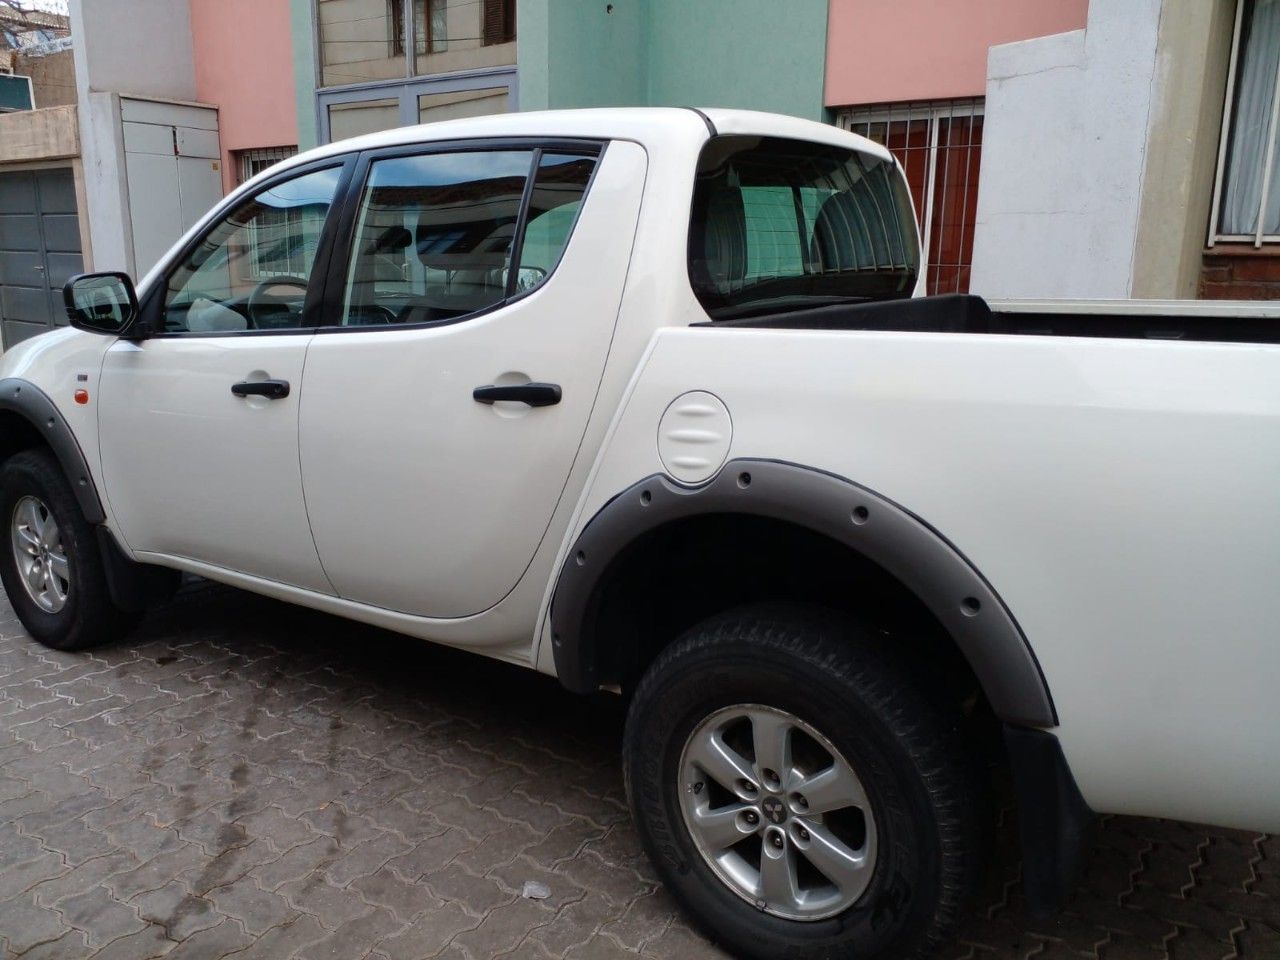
[969,0,1163,299]
[71,0,196,102]
[68,0,200,273]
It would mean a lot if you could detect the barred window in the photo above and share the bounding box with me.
[237,146,299,185]
[838,99,983,295]
[1210,0,1280,245]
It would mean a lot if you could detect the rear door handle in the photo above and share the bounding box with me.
[231,379,290,400]
[472,382,561,407]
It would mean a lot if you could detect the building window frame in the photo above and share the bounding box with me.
[315,65,517,143]
[310,0,517,145]
[391,0,448,57]
[837,98,984,295]
[481,0,515,46]
[1209,0,1280,248]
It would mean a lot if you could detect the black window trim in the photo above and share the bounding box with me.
[135,155,358,340]
[315,135,608,337]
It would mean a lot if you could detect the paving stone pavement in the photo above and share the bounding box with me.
[0,581,1275,960]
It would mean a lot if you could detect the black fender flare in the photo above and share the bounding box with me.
[0,377,105,524]
[550,458,1056,728]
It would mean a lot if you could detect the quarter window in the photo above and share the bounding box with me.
[340,148,596,326]
[162,166,342,333]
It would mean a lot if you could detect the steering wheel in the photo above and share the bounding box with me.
[247,276,309,329]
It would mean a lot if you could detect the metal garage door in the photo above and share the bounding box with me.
[0,168,83,350]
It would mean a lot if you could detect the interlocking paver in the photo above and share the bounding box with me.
[223,916,326,960]
[249,836,339,892]
[104,843,210,901]
[324,830,412,886]
[377,899,483,958]
[0,891,71,954]
[0,850,66,900]
[132,879,221,941]
[295,906,404,960]
[18,928,92,960]
[422,861,513,915]
[0,582,1274,959]
[348,864,440,924]
[162,919,253,960]
[277,872,373,930]
[598,889,679,952]
[386,828,477,882]
[449,896,555,957]
[30,851,138,907]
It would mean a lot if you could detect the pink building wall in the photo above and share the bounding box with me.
[189,0,299,194]
[825,0,1089,107]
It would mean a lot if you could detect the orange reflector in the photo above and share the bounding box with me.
[74,389,89,405]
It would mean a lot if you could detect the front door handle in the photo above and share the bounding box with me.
[231,379,290,400]
[472,382,561,407]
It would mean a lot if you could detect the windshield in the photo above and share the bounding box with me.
[688,135,920,319]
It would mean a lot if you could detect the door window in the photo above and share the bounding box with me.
[162,165,343,334]
[340,148,596,326]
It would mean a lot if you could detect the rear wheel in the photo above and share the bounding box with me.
[0,448,137,650]
[623,604,982,960]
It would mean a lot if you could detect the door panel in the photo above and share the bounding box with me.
[98,336,330,592]
[299,141,647,618]
[98,162,346,590]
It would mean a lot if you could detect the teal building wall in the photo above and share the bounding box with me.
[518,0,829,121]
[291,0,318,150]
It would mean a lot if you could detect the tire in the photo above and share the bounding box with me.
[0,448,137,650]
[623,603,982,960]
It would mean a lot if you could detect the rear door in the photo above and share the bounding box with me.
[298,139,647,618]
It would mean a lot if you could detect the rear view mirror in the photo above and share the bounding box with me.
[63,272,139,335]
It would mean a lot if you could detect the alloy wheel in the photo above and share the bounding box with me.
[10,495,70,614]
[678,703,877,921]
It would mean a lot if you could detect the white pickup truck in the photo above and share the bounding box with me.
[1,108,1276,960]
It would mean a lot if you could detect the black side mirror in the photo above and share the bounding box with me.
[63,272,140,336]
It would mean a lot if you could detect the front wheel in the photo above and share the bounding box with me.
[623,604,982,960]
[0,448,137,650]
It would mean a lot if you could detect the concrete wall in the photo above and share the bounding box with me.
[519,0,828,121]
[969,0,1164,299]
[1131,0,1235,299]
[191,0,299,192]
[70,0,196,102]
[824,0,1088,106]
[13,49,77,109]
[0,103,79,163]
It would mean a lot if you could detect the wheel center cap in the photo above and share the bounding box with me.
[762,796,786,825]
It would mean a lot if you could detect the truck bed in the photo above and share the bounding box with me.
[702,293,1280,344]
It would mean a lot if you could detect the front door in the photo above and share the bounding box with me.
[97,162,347,593]
[299,140,647,618]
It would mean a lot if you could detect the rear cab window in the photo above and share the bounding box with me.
[688,135,920,320]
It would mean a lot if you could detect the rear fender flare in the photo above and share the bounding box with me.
[550,458,1056,728]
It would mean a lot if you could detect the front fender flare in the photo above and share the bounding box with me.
[550,458,1056,728]
[0,378,105,524]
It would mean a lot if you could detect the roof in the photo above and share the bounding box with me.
[284,106,893,175]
